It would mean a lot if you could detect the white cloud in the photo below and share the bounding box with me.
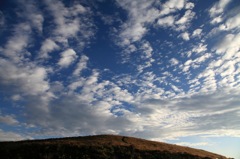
[85,70,99,86]
[131,87,240,140]
[109,86,134,103]
[180,32,190,41]
[116,0,159,46]
[209,59,224,69]
[140,41,153,59]
[44,0,78,38]
[73,55,89,76]
[58,49,78,68]
[219,61,235,77]
[182,59,192,72]
[209,0,231,17]
[0,58,50,96]
[0,57,52,118]
[0,114,19,125]
[39,39,59,59]
[20,0,44,33]
[1,23,31,62]
[217,60,238,87]
[30,14,44,32]
[170,84,182,93]
[0,129,28,141]
[121,44,138,63]
[211,16,223,24]
[56,19,80,38]
[169,58,179,66]
[138,59,155,73]
[157,16,175,27]
[185,2,195,10]
[166,0,185,10]
[1,59,240,142]
[192,28,202,37]
[125,44,137,55]
[11,94,22,101]
[137,46,155,73]
[176,142,209,147]
[71,3,87,15]
[41,94,133,136]
[8,0,44,34]
[114,0,169,65]
[205,32,239,89]
[128,44,137,53]
[120,23,147,45]
[198,69,217,93]
[44,0,94,47]
[194,53,211,64]
[160,0,186,16]
[180,49,210,75]
[0,1,93,138]
[192,43,207,54]
[223,12,240,30]
[25,70,137,137]
[214,33,240,59]
[68,79,84,91]
[175,10,195,30]
[115,0,194,65]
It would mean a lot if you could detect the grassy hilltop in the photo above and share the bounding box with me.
[0,135,229,159]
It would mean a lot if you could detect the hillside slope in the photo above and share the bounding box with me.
[0,135,228,159]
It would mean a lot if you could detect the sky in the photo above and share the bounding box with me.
[0,0,240,158]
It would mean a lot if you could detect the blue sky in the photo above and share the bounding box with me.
[0,0,240,158]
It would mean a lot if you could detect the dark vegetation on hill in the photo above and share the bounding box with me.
[0,135,229,159]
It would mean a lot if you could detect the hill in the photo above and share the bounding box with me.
[0,134,228,159]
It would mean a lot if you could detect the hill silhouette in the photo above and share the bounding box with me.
[0,134,228,159]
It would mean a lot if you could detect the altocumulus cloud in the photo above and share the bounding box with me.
[0,2,239,158]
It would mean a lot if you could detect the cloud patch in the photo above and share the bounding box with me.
[0,129,29,141]
[180,32,190,41]
[39,39,59,59]
[0,58,49,96]
[0,114,19,125]
[209,0,231,17]
[58,49,78,68]
[157,16,175,27]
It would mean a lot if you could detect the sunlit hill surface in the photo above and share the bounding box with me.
[0,135,229,159]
